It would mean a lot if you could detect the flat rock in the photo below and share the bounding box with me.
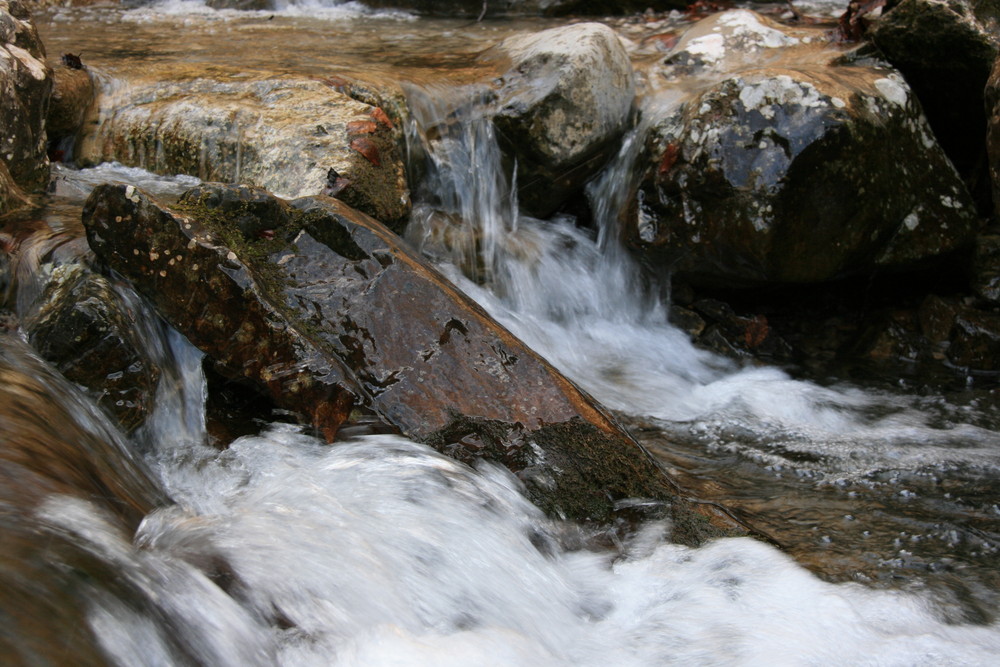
[75,71,410,229]
[83,181,695,523]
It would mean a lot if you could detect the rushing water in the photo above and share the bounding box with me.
[3,1,999,663]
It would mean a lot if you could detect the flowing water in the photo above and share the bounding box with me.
[3,1,1000,663]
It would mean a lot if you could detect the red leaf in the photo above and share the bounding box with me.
[658,143,680,177]
[347,120,379,135]
[744,315,769,349]
[350,137,381,166]
[370,107,394,129]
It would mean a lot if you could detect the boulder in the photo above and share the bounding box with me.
[24,263,163,433]
[75,72,410,229]
[871,0,998,211]
[490,22,635,216]
[82,182,695,524]
[629,10,978,287]
[0,0,51,215]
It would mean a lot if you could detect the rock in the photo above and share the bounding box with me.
[75,72,410,229]
[630,10,978,287]
[972,233,1000,304]
[82,182,360,443]
[986,56,1000,217]
[46,63,94,146]
[948,308,1000,370]
[490,22,635,216]
[0,0,51,214]
[24,263,163,433]
[871,0,998,212]
[82,182,690,523]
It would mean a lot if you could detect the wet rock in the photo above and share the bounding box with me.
[0,0,51,215]
[75,73,410,229]
[986,57,1000,218]
[872,0,997,211]
[948,308,1000,371]
[24,263,162,433]
[491,22,635,216]
[0,337,167,667]
[972,234,1000,304]
[83,182,689,523]
[631,10,978,288]
[82,182,359,442]
[46,62,94,146]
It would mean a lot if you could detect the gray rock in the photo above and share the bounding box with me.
[491,22,635,216]
[630,10,978,287]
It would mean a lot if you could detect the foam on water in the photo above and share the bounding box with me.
[118,0,415,22]
[38,418,1000,666]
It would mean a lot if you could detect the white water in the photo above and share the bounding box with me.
[21,5,1000,656]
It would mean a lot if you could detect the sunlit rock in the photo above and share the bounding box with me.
[81,181,728,526]
[491,22,635,216]
[871,0,998,210]
[629,10,978,287]
[0,0,51,215]
[75,73,410,229]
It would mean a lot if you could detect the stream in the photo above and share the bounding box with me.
[4,1,1000,663]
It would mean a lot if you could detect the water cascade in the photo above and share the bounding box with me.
[3,2,1000,664]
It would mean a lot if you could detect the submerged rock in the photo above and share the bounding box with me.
[75,73,410,229]
[630,10,978,287]
[491,22,635,216]
[82,182,704,524]
[0,0,51,215]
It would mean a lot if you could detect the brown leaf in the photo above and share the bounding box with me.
[347,120,379,135]
[350,137,381,166]
[370,107,394,129]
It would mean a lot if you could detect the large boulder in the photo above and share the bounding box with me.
[0,0,51,215]
[490,22,635,216]
[628,10,979,287]
[75,72,410,229]
[82,182,713,525]
[871,0,998,211]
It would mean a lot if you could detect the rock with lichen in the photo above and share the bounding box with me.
[0,0,51,215]
[628,9,978,288]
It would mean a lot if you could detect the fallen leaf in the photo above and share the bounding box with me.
[350,137,381,166]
